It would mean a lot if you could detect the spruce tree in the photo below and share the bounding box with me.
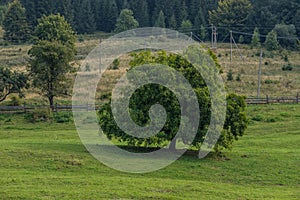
[251,27,261,48]
[115,9,139,33]
[264,30,280,51]
[154,10,166,28]
[169,14,177,30]
[3,0,31,44]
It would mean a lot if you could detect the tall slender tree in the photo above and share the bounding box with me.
[3,0,31,44]
[28,14,76,109]
[154,10,166,28]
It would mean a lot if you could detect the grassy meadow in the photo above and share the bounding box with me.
[0,104,299,199]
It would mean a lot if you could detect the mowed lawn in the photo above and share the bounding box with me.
[0,104,299,199]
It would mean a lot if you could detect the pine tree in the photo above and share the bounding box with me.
[3,0,31,44]
[180,20,192,32]
[200,25,207,41]
[75,0,96,34]
[130,0,149,27]
[251,27,261,48]
[169,14,177,30]
[115,9,139,33]
[0,5,7,25]
[264,30,280,51]
[154,10,165,28]
[105,0,118,32]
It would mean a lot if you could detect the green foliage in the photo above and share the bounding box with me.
[180,20,192,32]
[24,108,51,123]
[115,9,139,33]
[28,14,76,108]
[209,0,252,36]
[168,14,177,30]
[53,112,73,123]
[0,66,28,102]
[282,63,293,71]
[110,58,120,70]
[99,50,247,152]
[273,24,299,50]
[251,28,261,48]
[154,10,166,28]
[238,35,244,44]
[264,30,280,51]
[0,5,7,25]
[3,0,31,44]
[227,70,234,81]
[236,73,241,82]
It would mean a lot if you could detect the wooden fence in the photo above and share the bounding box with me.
[0,94,299,113]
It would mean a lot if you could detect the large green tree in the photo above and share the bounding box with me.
[28,14,76,109]
[3,0,30,44]
[209,0,252,39]
[115,9,139,33]
[0,66,28,102]
[99,50,247,153]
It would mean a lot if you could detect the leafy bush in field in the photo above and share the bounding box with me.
[282,64,293,71]
[24,108,51,123]
[251,114,264,122]
[53,112,73,123]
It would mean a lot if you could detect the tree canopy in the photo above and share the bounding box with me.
[99,50,247,152]
[115,9,139,33]
[28,14,76,109]
[0,66,28,102]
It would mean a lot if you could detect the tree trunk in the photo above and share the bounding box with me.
[169,139,177,151]
[49,96,54,111]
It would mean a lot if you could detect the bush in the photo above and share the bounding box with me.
[109,59,120,70]
[24,108,51,123]
[282,64,293,71]
[236,74,241,82]
[8,95,22,106]
[53,112,73,123]
[227,70,234,81]
[252,115,264,122]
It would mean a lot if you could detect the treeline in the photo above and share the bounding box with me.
[1,0,300,42]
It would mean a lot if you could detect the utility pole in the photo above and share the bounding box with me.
[211,25,217,49]
[257,48,263,98]
[230,30,233,65]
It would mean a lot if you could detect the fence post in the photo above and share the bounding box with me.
[266,95,269,104]
[23,102,26,113]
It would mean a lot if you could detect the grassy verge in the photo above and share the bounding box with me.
[0,104,299,199]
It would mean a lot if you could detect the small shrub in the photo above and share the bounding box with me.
[78,36,84,42]
[24,108,51,123]
[252,114,264,122]
[236,73,241,82]
[109,59,120,70]
[53,112,73,123]
[8,95,21,106]
[227,70,234,81]
[267,118,276,123]
[264,61,269,65]
[218,53,222,58]
[282,64,293,71]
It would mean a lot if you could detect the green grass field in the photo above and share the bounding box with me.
[0,104,299,199]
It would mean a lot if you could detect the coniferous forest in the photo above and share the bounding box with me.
[0,0,299,41]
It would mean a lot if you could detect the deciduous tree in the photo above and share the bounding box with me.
[28,14,76,109]
[0,66,28,102]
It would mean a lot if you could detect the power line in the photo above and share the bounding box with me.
[232,30,300,40]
